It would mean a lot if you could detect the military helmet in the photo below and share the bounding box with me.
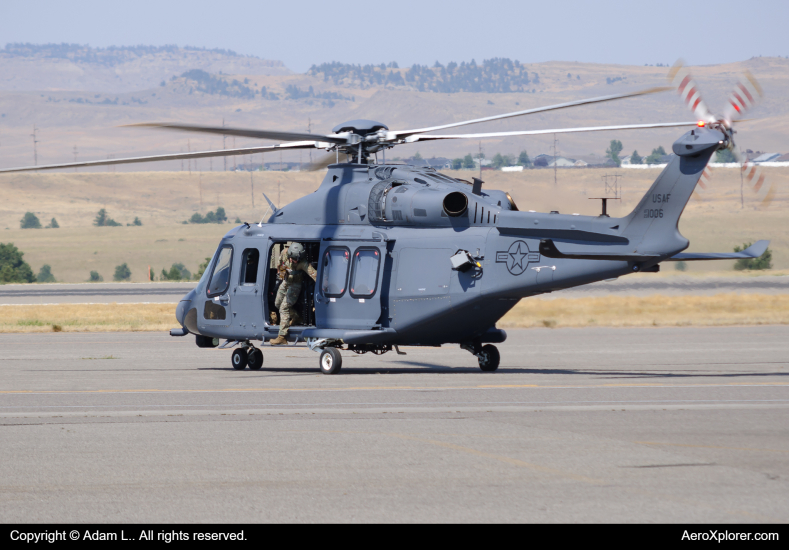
[287,242,305,260]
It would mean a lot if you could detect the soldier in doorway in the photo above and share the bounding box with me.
[270,242,316,345]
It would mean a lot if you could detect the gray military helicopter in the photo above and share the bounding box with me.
[1,82,770,374]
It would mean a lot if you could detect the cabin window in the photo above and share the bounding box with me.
[321,247,350,298]
[350,248,380,298]
[239,248,260,285]
[207,245,233,297]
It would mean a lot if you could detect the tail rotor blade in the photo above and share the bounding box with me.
[723,70,764,125]
[733,148,775,208]
[667,60,715,123]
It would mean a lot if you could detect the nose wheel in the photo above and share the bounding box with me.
[231,346,264,370]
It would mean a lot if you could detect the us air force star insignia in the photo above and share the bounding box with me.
[495,240,540,275]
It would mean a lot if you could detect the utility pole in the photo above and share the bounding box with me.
[180,148,184,172]
[73,144,78,172]
[222,118,227,172]
[232,137,237,170]
[739,148,745,209]
[478,141,483,180]
[307,118,313,164]
[250,172,255,208]
[31,125,39,168]
[551,134,558,186]
[187,139,191,175]
[198,172,203,210]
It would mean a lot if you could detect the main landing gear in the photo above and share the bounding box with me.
[231,343,264,370]
[319,347,343,374]
[461,342,500,372]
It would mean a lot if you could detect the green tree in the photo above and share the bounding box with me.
[733,242,772,271]
[20,212,42,229]
[715,148,736,163]
[451,158,463,170]
[0,243,36,283]
[462,154,475,169]
[517,150,532,167]
[94,208,121,227]
[189,212,205,224]
[113,263,131,281]
[413,151,423,160]
[674,260,687,272]
[36,264,55,283]
[630,150,643,165]
[491,153,506,170]
[161,263,191,281]
[194,257,211,280]
[45,217,59,228]
[645,146,667,164]
[88,270,103,282]
[132,217,142,226]
[606,140,624,167]
[204,211,217,223]
[214,207,227,223]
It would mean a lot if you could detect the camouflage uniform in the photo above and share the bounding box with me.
[274,246,316,337]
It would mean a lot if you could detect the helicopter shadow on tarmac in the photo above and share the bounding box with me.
[198,360,789,378]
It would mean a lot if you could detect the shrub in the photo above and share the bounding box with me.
[20,212,42,229]
[0,243,36,283]
[160,263,191,281]
[187,207,227,224]
[734,243,772,271]
[132,217,142,226]
[114,263,132,281]
[674,261,687,272]
[36,264,56,283]
[194,257,211,280]
[45,217,59,228]
[88,271,103,282]
[94,208,121,227]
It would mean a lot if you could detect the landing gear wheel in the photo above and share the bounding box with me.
[478,344,500,372]
[231,348,248,370]
[247,348,264,370]
[319,348,343,375]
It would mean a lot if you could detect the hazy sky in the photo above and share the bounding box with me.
[2,0,787,72]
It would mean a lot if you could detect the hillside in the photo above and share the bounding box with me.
[0,43,290,93]
[1,52,787,172]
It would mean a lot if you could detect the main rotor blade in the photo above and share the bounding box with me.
[407,121,699,142]
[303,152,337,172]
[123,122,346,145]
[0,141,319,173]
[390,86,671,139]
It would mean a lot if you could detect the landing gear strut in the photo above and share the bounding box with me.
[461,342,500,372]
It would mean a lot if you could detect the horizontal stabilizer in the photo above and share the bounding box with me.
[665,240,770,261]
[539,239,658,261]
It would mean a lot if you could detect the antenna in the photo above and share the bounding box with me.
[30,125,39,168]
[222,118,227,172]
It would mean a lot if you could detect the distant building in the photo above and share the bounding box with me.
[775,153,789,162]
[501,166,524,172]
[753,153,781,163]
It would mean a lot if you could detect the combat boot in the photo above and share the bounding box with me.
[270,336,287,346]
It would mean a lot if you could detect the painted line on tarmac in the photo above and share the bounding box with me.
[0,382,787,395]
[3,398,789,410]
[635,441,789,453]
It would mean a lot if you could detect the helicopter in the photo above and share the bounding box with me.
[0,69,772,374]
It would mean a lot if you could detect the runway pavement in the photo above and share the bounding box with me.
[2,276,789,304]
[0,326,787,523]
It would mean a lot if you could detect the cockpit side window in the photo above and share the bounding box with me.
[207,245,233,297]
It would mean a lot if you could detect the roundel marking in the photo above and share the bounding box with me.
[495,240,539,276]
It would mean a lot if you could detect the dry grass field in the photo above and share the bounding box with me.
[2,293,787,333]
[1,166,787,282]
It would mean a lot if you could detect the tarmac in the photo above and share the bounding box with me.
[0,326,787,523]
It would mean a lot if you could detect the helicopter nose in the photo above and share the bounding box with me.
[175,288,197,325]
